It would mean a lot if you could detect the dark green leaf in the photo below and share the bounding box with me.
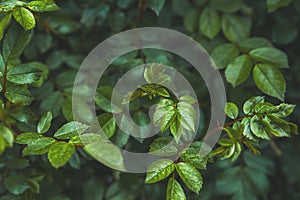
[210,0,243,13]
[4,173,29,195]
[149,0,165,16]
[222,14,251,42]
[3,24,32,63]
[199,6,221,39]
[184,9,198,32]
[225,55,253,87]
[253,64,286,101]
[5,85,34,105]
[238,37,273,52]
[250,47,289,68]
[211,43,239,69]
[7,64,43,84]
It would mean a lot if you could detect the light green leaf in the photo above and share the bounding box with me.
[250,115,270,139]
[0,125,14,147]
[177,102,196,132]
[22,137,55,156]
[145,159,175,184]
[4,173,29,195]
[7,64,43,84]
[54,121,89,140]
[84,136,125,171]
[225,102,239,119]
[5,85,34,105]
[179,96,196,104]
[153,99,176,132]
[0,13,12,41]
[253,64,286,101]
[97,113,116,139]
[15,132,40,144]
[243,96,265,115]
[175,162,203,194]
[211,43,239,69]
[166,177,186,200]
[199,6,221,39]
[48,142,75,168]
[272,103,295,118]
[225,55,253,87]
[238,37,273,52]
[210,0,243,13]
[222,14,251,42]
[13,7,36,30]
[149,137,178,156]
[37,111,52,134]
[265,115,290,137]
[149,0,165,16]
[250,47,289,68]
[3,24,32,63]
[27,0,59,12]
[184,9,198,32]
[181,142,209,170]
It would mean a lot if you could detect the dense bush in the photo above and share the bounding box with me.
[0,0,299,199]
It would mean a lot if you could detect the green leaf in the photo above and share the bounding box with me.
[27,0,60,12]
[3,24,32,63]
[181,142,209,170]
[5,85,34,105]
[250,47,289,68]
[97,113,116,139]
[253,64,286,101]
[48,142,75,168]
[211,43,239,69]
[22,137,55,156]
[153,99,176,132]
[149,0,165,16]
[108,10,125,32]
[39,91,63,117]
[7,64,43,84]
[132,111,151,143]
[265,115,290,137]
[225,55,253,87]
[272,22,299,44]
[238,37,273,52]
[210,0,243,13]
[37,111,52,134]
[175,162,203,194]
[54,121,89,140]
[149,137,178,156]
[13,7,36,30]
[267,0,292,12]
[84,136,125,171]
[177,102,196,132]
[243,96,265,115]
[4,173,29,195]
[0,125,14,147]
[95,86,122,113]
[0,13,12,41]
[222,14,251,42]
[250,115,270,139]
[6,159,29,169]
[272,103,295,118]
[15,132,40,144]
[225,102,239,119]
[145,159,175,184]
[166,177,186,200]
[184,9,198,32]
[199,6,221,39]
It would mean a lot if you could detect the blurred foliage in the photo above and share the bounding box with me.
[0,0,300,199]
